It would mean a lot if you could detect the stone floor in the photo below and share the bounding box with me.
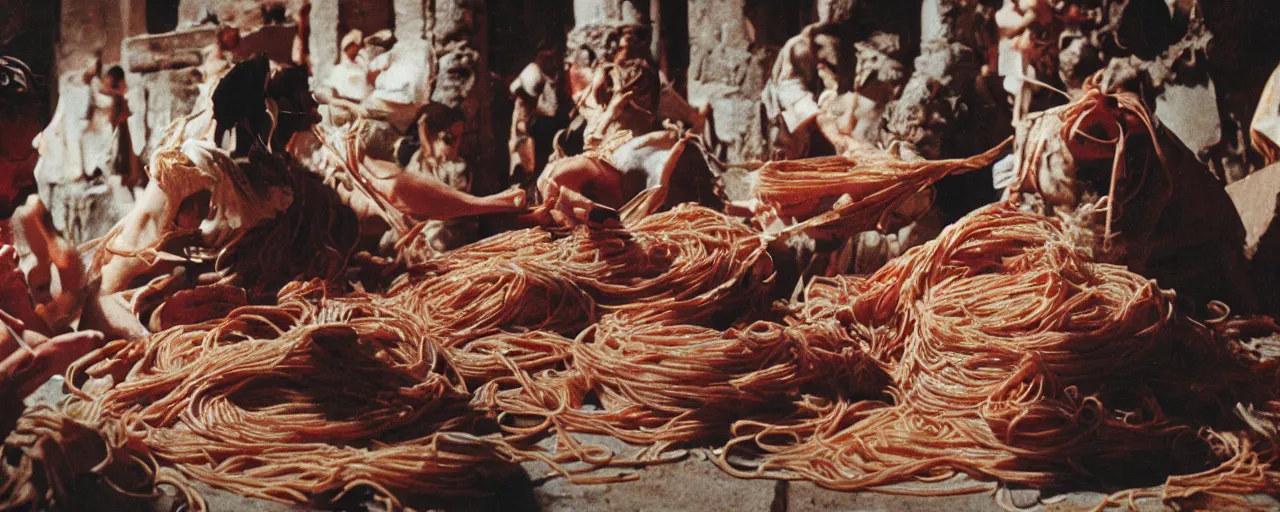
[91,457,1280,512]
[21,378,1280,511]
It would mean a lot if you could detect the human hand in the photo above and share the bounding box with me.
[1,329,105,399]
[0,329,104,438]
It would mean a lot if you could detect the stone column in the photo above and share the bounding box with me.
[309,0,340,88]
[429,0,494,195]
[393,0,426,42]
[122,28,217,163]
[649,0,662,63]
[687,0,774,163]
[568,0,651,62]
[57,0,126,77]
[883,0,992,160]
[372,0,493,249]
[119,0,149,39]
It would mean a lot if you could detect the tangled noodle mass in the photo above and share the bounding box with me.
[4,201,1280,510]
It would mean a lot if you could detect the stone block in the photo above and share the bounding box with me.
[122,28,218,73]
[57,0,125,76]
[127,67,204,162]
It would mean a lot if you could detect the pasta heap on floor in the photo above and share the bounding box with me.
[4,200,1280,510]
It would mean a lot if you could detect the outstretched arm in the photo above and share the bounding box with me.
[537,155,627,208]
[363,157,526,220]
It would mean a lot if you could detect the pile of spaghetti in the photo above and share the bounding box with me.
[5,200,1280,510]
[727,204,1280,502]
[2,205,776,509]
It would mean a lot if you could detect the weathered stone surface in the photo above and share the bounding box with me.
[574,0,648,27]
[514,433,767,512]
[57,0,126,77]
[533,457,775,511]
[178,0,307,30]
[568,0,652,62]
[308,0,340,89]
[883,0,991,160]
[123,28,218,73]
[687,0,775,163]
[33,73,141,244]
[126,67,204,162]
[422,0,494,210]
[432,0,480,41]
[788,480,1003,512]
[394,0,427,41]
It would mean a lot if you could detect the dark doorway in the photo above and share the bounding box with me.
[146,0,181,34]
[659,0,689,95]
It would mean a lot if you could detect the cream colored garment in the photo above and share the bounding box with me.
[1252,63,1280,166]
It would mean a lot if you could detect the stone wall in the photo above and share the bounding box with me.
[687,0,779,162]
[573,0,649,28]
[568,0,652,62]
[35,0,1280,236]
[310,0,397,89]
[431,0,494,195]
[122,28,218,162]
[177,0,308,30]
[57,0,127,79]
